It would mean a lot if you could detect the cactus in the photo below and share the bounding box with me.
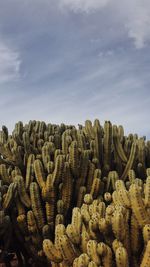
[0,119,150,266]
[103,121,112,170]
[115,247,129,267]
[34,159,46,188]
[121,140,137,181]
[15,175,31,208]
[30,182,45,230]
[43,239,63,263]
[3,182,17,209]
[25,154,35,189]
[113,125,127,163]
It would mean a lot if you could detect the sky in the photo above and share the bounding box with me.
[0,0,150,138]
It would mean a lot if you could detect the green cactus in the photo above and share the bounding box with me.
[30,182,45,230]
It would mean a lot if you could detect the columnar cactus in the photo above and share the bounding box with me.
[0,119,150,266]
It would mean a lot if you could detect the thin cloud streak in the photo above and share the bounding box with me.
[0,40,21,83]
[59,0,150,49]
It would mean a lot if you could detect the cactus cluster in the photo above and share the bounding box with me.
[0,119,150,266]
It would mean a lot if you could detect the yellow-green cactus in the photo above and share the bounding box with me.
[30,182,45,230]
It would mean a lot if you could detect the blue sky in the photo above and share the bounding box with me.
[0,0,150,138]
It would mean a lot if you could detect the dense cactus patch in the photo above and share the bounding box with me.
[0,120,150,266]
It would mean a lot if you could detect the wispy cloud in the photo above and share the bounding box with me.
[0,40,21,83]
[59,0,150,49]
[59,0,110,13]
